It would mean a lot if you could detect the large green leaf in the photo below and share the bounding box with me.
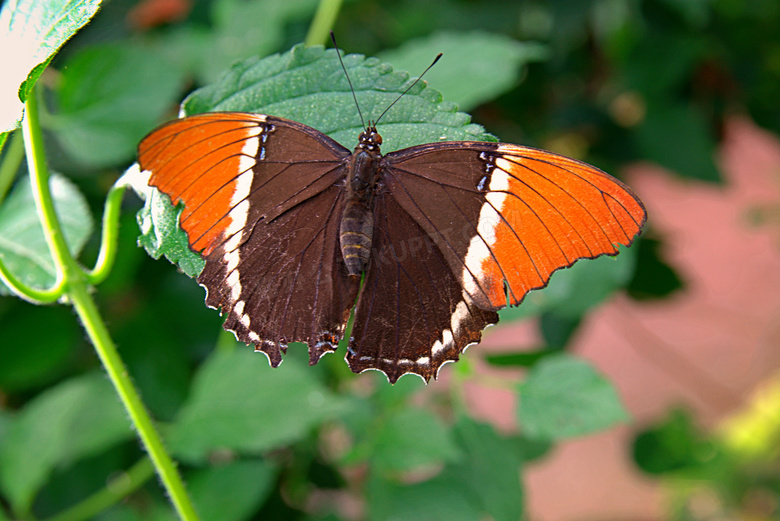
[166,349,349,463]
[635,101,721,182]
[183,43,493,151]
[0,173,93,295]
[195,0,319,84]
[185,460,277,521]
[133,42,493,275]
[51,42,186,168]
[440,419,524,521]
[0,0,102,132]
[0,373,133,513]
[378,31,548,111]
[346,407,460,474]
[0,305,79,390]
[518,354,629,440]
[367,473,482,521]
[367,418,523,521]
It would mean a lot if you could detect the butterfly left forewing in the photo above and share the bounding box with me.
[139,113,360,365]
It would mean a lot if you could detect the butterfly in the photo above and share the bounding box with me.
[137,54,646,384]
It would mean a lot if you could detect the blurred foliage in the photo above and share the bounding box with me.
[0,0,778,519]
[633,374,780,520]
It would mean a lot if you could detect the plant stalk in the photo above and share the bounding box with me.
[22,93,201,521]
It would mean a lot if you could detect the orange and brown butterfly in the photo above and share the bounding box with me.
[136,44,646,383]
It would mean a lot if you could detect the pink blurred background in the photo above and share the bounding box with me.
[468,115,780,520]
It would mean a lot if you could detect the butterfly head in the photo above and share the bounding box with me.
[357,126,382,152]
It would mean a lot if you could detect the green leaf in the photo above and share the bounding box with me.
[635,102,721,182]
[378,31,549,111]
[51,42,186,168]
[0,305,78,390]
[498,243,638,322]
[367,418,523,521]
[133,176,205,278]
[134,43,493,275]
[0,372,133,513]
[518,354,629,440]
[356,408,460,474]
[0,0,102,132]
[194,0,319,84]
[440,419,524,521]
[367,473,482,521]
[166,349,348,463]
[182,43,493,152]
[187,460,277,521]
[0,173,93,294]
[632,408,712,475]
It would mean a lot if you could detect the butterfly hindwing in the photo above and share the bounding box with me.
[347,191,499,383]
[203,184,359,365]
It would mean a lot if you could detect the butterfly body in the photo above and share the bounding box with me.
[138,112,646,383]
[340,128,382,276]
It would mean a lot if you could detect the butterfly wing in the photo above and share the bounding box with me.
[138,113,360,364]
[382,141,647,311]
[347,191,499,383]
[345,142,646,382]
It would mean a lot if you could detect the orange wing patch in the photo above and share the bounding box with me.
[464,144,646,309]
[138,113,267,255]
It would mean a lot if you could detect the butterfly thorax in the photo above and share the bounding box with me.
[339,128,383,277]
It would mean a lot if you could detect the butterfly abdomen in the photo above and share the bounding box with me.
[340,200,373,276]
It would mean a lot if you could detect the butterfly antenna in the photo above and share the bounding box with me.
[331,31,366,129]
[374,52,442,127]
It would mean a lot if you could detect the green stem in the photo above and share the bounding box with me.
[0,256,65,303]
[0,129,23,204]
[304,0,344,47]
[44,459,155,521]
[22,94,201,521]
[85,181,127,285]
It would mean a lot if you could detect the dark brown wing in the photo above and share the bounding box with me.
[346,141,646,382]
[347,192,499,383]
[138,113,359,364]
[382,141,647,311]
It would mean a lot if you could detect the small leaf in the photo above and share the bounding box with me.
[484,348,561,368]
[518,354,629,440]
[51,42,186,168]
[632,408,712,475]
[166,349,348,463]
[378,31,549,111]
[0,373,133,513]
[0,0,102,132]
[498,243,637,322]
[0,173,93,294]
[133,172,205,278]
[187,460,277,521]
